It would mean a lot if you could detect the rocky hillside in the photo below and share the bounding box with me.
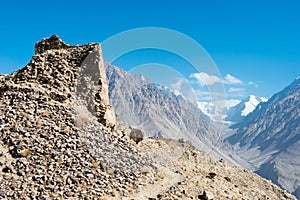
[0,36,155,198]
[0,36,296,199]
[227,78,300,198]
[132,138,296,200]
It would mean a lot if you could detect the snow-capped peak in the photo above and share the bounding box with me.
[225,95,268,123]
[241,95,268,116]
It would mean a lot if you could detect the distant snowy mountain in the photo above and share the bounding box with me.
[226,77,300,198]
[225,95,268,123]
[197,100,240,121]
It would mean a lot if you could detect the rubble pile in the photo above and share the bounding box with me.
[0,36,155,199]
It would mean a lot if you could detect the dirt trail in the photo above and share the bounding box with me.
[125,139,186,200]
[125,167,185,200]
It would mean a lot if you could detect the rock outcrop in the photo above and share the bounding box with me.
[32,35,115,128]
[0,35,154,198]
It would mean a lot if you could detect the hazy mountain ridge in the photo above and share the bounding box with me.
[227,77,300,198]
[105,63,211,139]
[106,63,251,167]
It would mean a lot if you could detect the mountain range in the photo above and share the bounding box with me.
[227,77,300,198]
[106,62,300,199]
[0,35,296,199]
[105,63,250,167]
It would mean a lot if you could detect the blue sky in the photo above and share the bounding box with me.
[1,0,300,101]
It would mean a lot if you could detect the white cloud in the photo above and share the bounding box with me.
[224,74,243,85]
[189,73,222,86]
[189,73,247,103]
[228,87,246,93]
[189,73,243,87]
